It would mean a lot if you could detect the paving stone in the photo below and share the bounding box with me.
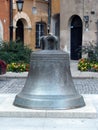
[0,78,98,94]
[0,60,98,130]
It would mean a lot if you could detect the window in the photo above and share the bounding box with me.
[36,22,46,48]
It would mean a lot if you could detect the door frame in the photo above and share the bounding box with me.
[70,15,83,60]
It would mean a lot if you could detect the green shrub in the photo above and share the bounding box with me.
[82,41,98,62]
[0,41,32,64]
[78,41,98,72]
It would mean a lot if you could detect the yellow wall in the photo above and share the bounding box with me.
[52,0,60,15]
[13,0,60,50]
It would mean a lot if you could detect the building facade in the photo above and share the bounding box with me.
[51,0,60,39]
[1,0,97,60]
[12,0,60,50]
[0,0,9,41]
[60,0,98,60]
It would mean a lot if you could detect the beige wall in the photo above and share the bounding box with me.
[13,0,48,50]
[13,0,60,50]
[60,0,98,53]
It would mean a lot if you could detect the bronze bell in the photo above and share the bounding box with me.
[13,34,85,109]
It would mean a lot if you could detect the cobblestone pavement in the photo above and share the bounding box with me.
[0,78,98,94]
[0,78,98,130]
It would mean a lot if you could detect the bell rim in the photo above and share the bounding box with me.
[13,94,85,110]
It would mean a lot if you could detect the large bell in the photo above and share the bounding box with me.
[13,34,85,109]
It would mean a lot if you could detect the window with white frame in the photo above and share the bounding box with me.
[36,22,46,48]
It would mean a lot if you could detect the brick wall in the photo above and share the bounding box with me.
[0,0,9,41]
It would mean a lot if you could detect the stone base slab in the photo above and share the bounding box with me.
[0,94,96,118]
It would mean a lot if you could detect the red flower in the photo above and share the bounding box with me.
[0,60,7,74]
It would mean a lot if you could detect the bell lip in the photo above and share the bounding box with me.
[13,102,85,110]
[13,94,85,110]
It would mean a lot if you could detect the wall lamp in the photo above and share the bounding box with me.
[16,0,24,12]
[84,15,89,31]
[32,0,37,14]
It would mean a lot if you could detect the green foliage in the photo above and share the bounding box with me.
[0,41,32,64]
[82,41,98,62]
[78,42,98,72]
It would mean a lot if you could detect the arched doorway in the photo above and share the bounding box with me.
[16,19,24,43]
[70,15,82,60]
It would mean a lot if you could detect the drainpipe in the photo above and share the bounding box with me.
[9,0,13,42]
[47,0,51,33]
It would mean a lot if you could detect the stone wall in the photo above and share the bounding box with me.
[60,0,98,54]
